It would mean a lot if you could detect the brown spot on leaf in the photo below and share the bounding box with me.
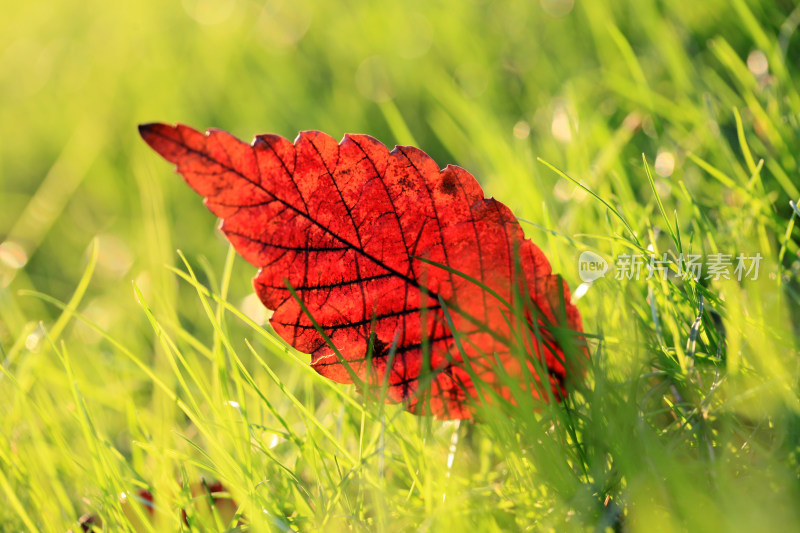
[440,172,458,196]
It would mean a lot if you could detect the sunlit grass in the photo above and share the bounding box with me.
[1,0,799,531]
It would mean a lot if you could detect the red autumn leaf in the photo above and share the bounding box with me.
[139,123,586,419]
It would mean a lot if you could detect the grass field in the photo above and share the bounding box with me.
[2,0,800,531]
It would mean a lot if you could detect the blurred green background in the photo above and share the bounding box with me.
[2,0,800,531]
[2,0,796,302]
[3,0,799,318]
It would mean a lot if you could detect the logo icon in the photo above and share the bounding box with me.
[578,251,608,282]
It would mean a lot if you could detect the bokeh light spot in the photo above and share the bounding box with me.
[747,50,768,78]
[355,56,394,102]
[654,151,675,177]
[540,0,575,17]
[513,120,531,139]
[552,107,573,143]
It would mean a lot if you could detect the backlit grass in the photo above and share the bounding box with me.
[1,0,799,531]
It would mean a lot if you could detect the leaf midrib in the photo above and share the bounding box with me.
[161,128,444,303]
